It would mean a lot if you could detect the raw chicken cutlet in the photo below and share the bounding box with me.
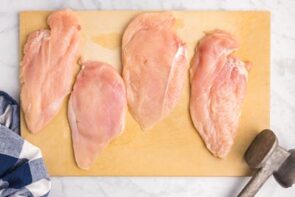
[122,12,187,130]
[190,30,251,158]
[21,9,81,133]
[68,61,126,169]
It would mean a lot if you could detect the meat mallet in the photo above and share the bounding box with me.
[237,129,295,197]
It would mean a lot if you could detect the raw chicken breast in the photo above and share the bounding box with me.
[21,9,81,133]
[190,30,251,158]
[68,61,126,169]
[122,12,187,129]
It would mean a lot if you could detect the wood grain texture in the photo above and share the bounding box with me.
[20,11,270,176]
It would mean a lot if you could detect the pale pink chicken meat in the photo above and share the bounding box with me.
[190,30,251,158]
[122,12,187,129]
[68,61,126,169]
[21,9,81,133]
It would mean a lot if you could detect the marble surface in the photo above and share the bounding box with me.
[0,0,294,196]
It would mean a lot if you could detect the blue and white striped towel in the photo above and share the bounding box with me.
[0,91,51,197]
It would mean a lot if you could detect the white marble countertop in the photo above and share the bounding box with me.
[1,0,295,196]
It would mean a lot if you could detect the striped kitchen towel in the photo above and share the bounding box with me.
[0,91,51,197]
